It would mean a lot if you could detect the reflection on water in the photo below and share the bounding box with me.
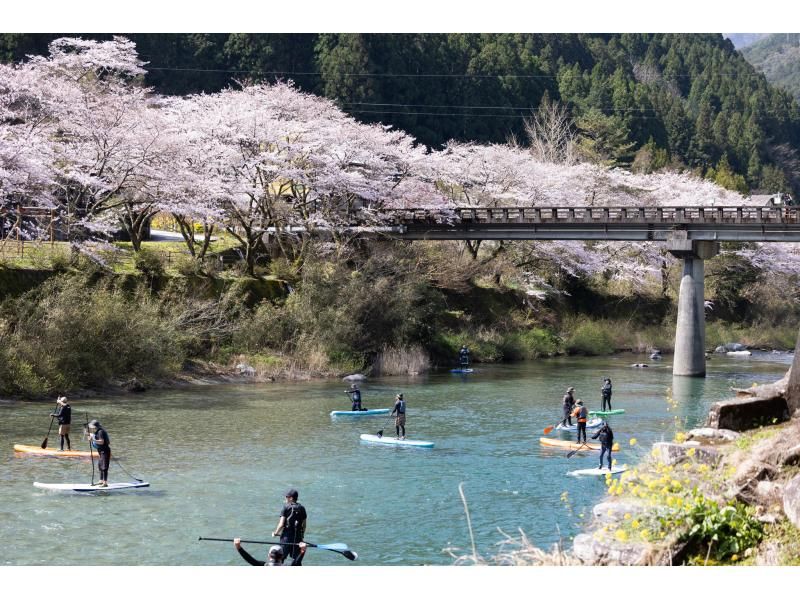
[0,352,791,565]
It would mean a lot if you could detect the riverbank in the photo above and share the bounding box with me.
[561,375,800,565]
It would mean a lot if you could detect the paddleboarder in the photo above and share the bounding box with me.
[233,538,307,566]
[601,378,613,411]
[459,345,470,368]
[86,419,110,487]
[344,383,364,411]
[50,396,72,451]
[571,400,588,444]
[272,489,307,565]
[592,420,615,470]
[391,393,406,439]
[561,387,576,427]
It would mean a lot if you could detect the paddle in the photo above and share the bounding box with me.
[543,420,564,435]
[112,455,144,483]
[376,412,394,438]
[566,442,589,458]
[198,537,358,561]
[84,413,95,486]
[40,400,59,449]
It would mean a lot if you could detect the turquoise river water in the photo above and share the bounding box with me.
[0,352,792,566]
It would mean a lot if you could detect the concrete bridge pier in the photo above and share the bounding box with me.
[668,235,719,377]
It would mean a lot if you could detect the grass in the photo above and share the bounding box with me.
[734,426,781,451]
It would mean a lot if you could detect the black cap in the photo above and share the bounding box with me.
[285,488,298,500]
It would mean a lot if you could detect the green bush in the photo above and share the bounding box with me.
[500,328,559,360]
[564,319,615,355]
[680,498,763,562]
[134,249,165,278]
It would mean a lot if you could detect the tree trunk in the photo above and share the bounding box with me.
[786,328,800,415]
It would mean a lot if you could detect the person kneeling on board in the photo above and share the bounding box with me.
[571,400,588,444]
[391,393,406,439]
[561,387,576,427]
[592,420,614,470]
[51,396,72,451]
[272,489,307,565]
[345,383,365,411]
[87,420,110,487]
[233,538,307,566]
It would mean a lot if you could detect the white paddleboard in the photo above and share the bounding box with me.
[450,368,474,374]
[330,408,391,418]
[34,481,150,492]
[359,434,434,448]
[567,466,627,477]
[556,417,604,431]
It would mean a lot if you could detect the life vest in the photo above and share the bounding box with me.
[572,406,588,422]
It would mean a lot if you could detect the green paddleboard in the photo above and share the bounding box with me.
[589,409,626,416]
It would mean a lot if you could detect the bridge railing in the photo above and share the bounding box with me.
[382,205,800,225]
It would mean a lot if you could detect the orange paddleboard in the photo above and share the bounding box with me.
[14,444,92,458]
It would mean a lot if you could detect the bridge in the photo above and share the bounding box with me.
[355,205,800,378]
[380,205,800,242]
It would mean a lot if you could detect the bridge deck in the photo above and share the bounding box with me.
[382,206,800,242]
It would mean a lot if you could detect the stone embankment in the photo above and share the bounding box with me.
[572,376,800,565]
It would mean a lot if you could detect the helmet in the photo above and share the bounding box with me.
[88,419,100,429]
[57,396,68,405]
[577,400,583,405]
[567,387,575,392]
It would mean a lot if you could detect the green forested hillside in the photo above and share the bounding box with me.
[742,33,800,101]
[2,32,800,194]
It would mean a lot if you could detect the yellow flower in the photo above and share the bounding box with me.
[686,447,696,457]
[629,438,637,446]
[674,432,687,443]
[731,554,739,562]
[560,491,569,502]
[631,520,640,529]
[615,529,628,542]
[640,529,649,540]
[624,513,632,520]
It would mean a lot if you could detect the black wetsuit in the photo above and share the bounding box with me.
[55,404,72,450]
[236,544,305,566]
[561,393,575,426]
[391,399,406,438]
[459,348,470,367]
[592,424,614,469]
[279,502,307,564]
[91,427,111,482]
[601,381,612,411]
[347,389,362,411]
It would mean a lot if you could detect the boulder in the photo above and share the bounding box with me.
[724,342,747,351]
[343,374,367,382]
[652,442,721,466]
[686,427,741,444]
[705,396,790,431]
[755,480,784,505]
[124,377,146,392]
[235,363,256,377]
[592,500,649,525]
[781,444,800,467]
[572,533,650,565]
[783,474,800,529]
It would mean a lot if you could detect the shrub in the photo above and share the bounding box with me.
[680,498,763,562]
[564,319,614,355]
[500,328,559,360]
[134,249,165,278]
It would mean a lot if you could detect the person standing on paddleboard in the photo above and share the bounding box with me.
[391,393,406,439]
[233,538,307,566]
[571,400,588,444]
[601,378,613,412]
[272,489,307,565]
[592,420,614,470]
[345,384,364,411]
[51,396,72,451]
[459,345,470,367]
[87,420,110,487]
[561,387,576,427]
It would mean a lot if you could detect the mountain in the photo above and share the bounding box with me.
[723,33,771,49]
[741,33,800,100]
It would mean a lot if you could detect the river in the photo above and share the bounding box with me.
[0,352,792,566]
